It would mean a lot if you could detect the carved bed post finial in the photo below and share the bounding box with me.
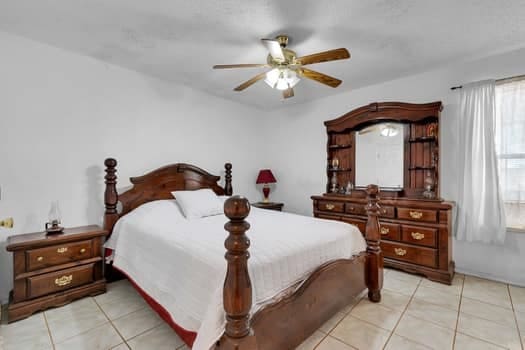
[365,184,383,302]
[103,158,119,233]
[219,196,258,350]
[224,163,233,196]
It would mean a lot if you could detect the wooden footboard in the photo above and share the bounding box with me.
[218,185,383,350]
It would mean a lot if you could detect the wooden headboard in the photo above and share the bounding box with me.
[103,158,233,233]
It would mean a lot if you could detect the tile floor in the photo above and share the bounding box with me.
[0,268,524,349]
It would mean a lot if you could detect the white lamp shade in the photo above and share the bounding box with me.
[264,68,300,91]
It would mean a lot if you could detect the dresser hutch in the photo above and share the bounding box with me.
[311,101,455,284]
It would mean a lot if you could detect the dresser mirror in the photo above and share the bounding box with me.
[355,122,405,189]
[323,101,442,199]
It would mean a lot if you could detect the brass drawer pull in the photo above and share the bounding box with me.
[411,232,425,240]
[55,275,73,287]
[57,247,68,254]
[394,248,407,256]
[348,206,355,211]
[80,248,86,254]
[409,211,423,219]
[37,256,44,262]
[380,227,390,235]
[325,204,335,210]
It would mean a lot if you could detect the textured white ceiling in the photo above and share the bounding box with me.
[1,0,525,109]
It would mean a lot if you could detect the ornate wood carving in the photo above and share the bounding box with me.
[364,184,383,302]
[219,196,257,350]
[102,159,232,236]
[103,158,119,233]
[224,163,233,196]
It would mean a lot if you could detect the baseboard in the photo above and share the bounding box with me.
[455,267,525,287]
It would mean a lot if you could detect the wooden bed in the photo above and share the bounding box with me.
[103,158,383,350]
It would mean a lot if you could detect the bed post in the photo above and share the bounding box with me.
[365,184,383,302]
[103,158,119,233]
[224,163,233,196]
[218,196,258,350]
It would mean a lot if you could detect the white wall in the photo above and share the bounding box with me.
[0,32,265,303]
[264,47,525,286]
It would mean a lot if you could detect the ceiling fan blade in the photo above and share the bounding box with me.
[233,71,268,91]
[296,48,350,66]
[300,68,342,88]
[283,87,294,99]
[358,125,378,135]
[261,38,285,61]
[213,63,269,69]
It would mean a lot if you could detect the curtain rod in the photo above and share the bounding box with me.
[450,74,525,90]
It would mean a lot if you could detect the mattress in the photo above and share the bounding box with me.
[104,199,366,350]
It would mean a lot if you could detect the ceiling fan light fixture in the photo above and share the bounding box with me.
[264,68,300,91]
[380,124,399,137]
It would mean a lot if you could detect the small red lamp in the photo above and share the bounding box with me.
[256,169,277,203]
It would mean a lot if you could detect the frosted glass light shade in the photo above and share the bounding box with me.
[264,68,300,91]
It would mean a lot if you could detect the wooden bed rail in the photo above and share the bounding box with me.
[220,185,382,350]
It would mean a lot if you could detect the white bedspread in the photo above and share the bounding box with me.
[105,200,366,350]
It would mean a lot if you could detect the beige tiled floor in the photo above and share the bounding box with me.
[0,268,524,350]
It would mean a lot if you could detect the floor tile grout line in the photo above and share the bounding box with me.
[93,296,131,347]
[45,297,114,346]
[451,273,466,350]
[42,311,56,350]
[507,284,525,350]
[380,275,423,350]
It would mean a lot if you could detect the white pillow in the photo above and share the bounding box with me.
[171,189,223,219]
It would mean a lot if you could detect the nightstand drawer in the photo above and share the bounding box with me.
[26,240,93,271]
[318,201,344,213]
[27,264,94,299]
[401,225,437,247]
[397,208,437,222]
[381,241,437,268]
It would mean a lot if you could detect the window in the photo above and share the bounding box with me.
[495,78,525,231]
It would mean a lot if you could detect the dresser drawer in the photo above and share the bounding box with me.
[27,264,94,299]
[345,203,366,215]
[342,218,366,234]
[26,240,93,272]
[401,225,437,247]
[381,241,437,268]
[397,208,437,222]
[379,222,400,241]
[379,206,395,218]
[316,213,341,221]
[317,201,344,213]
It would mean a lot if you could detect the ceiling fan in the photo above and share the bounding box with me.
[213,35,350,99]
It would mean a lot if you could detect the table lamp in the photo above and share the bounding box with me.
[256,169,277,203]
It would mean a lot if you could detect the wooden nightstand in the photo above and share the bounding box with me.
[251,202,284,211]
[6,225,108,322]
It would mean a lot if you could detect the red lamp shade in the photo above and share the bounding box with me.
[256,169,276,203]
[256,169,277,184]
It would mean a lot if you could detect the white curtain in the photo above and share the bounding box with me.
[495,79,525,230]
[457,80,507,244]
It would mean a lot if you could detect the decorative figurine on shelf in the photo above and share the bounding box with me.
[45,200,64,234]
[331,158,339,170]
[330,172,338,193]
[426,123,438,137]
[423,171,436,199]
[338,187,346,194]
[345,181,354,195]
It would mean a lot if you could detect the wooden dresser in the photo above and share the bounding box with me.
[312,101,455,284]
[312,195,454,284]
[6,225,108,322]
